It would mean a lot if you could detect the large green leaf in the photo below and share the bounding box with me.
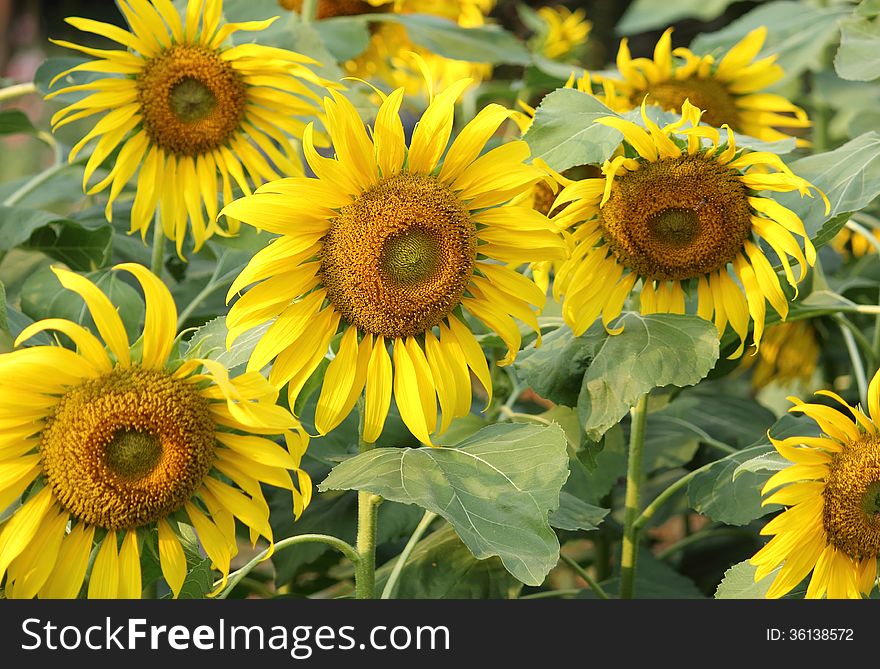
[0,110,37,137]
[523,88,620,172]
[616,0,743,34]
[516,315,719,442]
[383,14,531,65]
[375,524,522,599]
[772,132,880,247]
[549,492,608,532]
[181,316,272,370]
[836,16,880,81]
[0,206,75,252]
[0,281,10,353]
[714,560,809,599]
[24,220,112,271]
[688,414,820,526]
[313,17,372,61]
[691,2,850,83]
[19,266,145,342]
[319,422,569,585]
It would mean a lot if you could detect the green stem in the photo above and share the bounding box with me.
[216,533,360,598]
[0,82,36,103]
[177,264,228,328]
[633,461,717,534]
[838,316,869,407]
[150,212,165,279]
[3,162,67,207]
[592,531,611,582]
[300,0,318,22]
[619,393,649,600]
[354,398,382,599]
[656,527,755,561]
[833,313,876,371]
[559,553,610,600]
[380,510,437,599]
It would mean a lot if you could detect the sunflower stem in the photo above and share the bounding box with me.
[150,212,165,279]
[216,534,361,598]
[354,397,382,599]
[559,553,610,600]
[380,510,437,599]
[837,316,869,408]
[3,161,67,207]
[0,81,36,103]
[176,261,228,328]
[619,393,649,600]
[300,0,319,22]
[633,461,718,534]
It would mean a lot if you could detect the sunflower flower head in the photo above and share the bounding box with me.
[750,374,880,598]
[552,99,827,356]
[47,0,330,256]
[221,77,567,446]
[531,6,591,61]
[742,320,820,390]
[594,26,810,145]
[0,264,311,599]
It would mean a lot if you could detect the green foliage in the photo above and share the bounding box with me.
[374,524,522,599]
[320,423,569,585]
[549,493,609,532]
[836,15,880,81]
[0,110,37,137]
[616,0,742,34]
[516,314,719,441]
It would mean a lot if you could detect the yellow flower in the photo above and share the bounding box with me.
[531,6,591,61]
[47,0,328,255]
[831,225,880,259]
[742,320,820,390]
[221,79,566,446]
[596,27,810,144]
[281,0,495,94]
[750,378,880,598]
[0,264,311,599]
[552,100,827,357]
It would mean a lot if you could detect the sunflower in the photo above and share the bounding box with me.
[281,0,495,95]
[552,100,827,356]
[742,320,820,390]
[47,0,329,256]
[593,27,810,144]
[0,264,311,599]
[750,377,880,598]
[831,225,880,259]
[530,6,591,62]
[221,79,566,445]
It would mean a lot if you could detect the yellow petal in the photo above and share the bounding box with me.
[158,519,186,599]
[88,531,120,599]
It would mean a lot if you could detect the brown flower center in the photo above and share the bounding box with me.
[320,172,476,337]
[600,154,753,281]
[641,77,741,130]
[137,44,247,156]
[823,437,880,561]
[40,366,216,530]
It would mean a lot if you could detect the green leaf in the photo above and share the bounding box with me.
[0,206,76,252]
[375,524,522,599]
[688,445,780,526]
[691,2,850,83]
[383,14,531,65]
[549,492,608,531]
[773,132,880,246]
[175,559,215,599]
[686,414,814,527]
[0,281,11,353]
[313,17,373,62]
[319,422,569,586]
[523,88,620,172]
[617,0,740,34]
[24,220,112,271]
[517,315,719,442]
[714,560,809,599]
[835,16,880,81]
[590,549,704,599]
[181,316,272,370]
[19,266,145,342]
[0,110,37,137]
